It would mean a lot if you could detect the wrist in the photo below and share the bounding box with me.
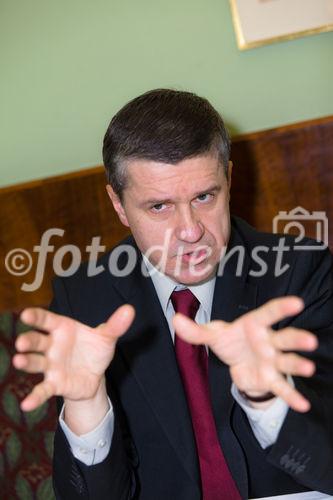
[64,378,109,434]
[239,390,275,403]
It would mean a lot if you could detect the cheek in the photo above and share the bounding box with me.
[205,208,228,234]
[130,219,172,254]
[204,211,230,251]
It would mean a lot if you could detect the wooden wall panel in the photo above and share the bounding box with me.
[230,116,333,250]
[0,168,129,312]
[1,115,332,312]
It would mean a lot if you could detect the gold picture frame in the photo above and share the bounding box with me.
[229,0,333,50]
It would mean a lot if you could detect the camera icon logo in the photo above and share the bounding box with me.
[272,206,328,250]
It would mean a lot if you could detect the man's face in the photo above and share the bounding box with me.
[107,153,232,285]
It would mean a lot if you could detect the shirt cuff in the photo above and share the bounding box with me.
[231,377,294,449]
[59,398,114,465]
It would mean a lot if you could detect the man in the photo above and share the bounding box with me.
[13,89,333,499]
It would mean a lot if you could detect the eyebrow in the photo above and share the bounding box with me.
[193,184,221,197]
[142,184,222,207]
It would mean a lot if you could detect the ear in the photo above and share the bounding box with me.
[227,161,233,189]
[106,185,130,227]
[225,161,233,203]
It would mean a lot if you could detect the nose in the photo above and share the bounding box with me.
[174,205,204,243]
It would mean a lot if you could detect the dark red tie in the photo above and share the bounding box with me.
[171,289,241,500]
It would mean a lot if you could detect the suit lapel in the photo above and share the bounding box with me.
[208,227,258,498]
[112,249,200,489]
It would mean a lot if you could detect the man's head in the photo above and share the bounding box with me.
[104,89,232,284]
[103,89,230,198]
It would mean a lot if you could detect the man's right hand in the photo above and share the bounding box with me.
[12,305,135,415]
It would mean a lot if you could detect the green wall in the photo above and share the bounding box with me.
[1,0,332,187]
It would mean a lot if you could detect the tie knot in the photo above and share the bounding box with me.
[171,289,200,320]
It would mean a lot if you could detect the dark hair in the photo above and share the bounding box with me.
[103,89,230,198]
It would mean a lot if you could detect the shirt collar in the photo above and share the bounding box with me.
[142,254,216,319]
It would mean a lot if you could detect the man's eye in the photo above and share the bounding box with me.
[151,203,166,212]
[196,193,212,202]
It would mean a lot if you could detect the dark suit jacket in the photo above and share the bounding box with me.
[51,217,333,499]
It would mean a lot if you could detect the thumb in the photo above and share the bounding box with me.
[100,304,135,340]
[173,313,214,346]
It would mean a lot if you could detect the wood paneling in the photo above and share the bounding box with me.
[230,115,333,250]
[1,115,332,312]
[0,168,129,311]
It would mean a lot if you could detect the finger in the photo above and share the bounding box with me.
[101,304,135,340]
[243,296,304,329]
[275,353,315,377]
[270,377,310,413]
[20,307,71,332]
[172,313,221,346]
[12,353,47,373]
[15,332,51,353]
[20,380,55,412]
[272,328,318,352]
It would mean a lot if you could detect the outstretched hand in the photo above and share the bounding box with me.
[173,296,318,412]
[13,305,135,412]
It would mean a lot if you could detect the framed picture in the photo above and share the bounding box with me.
[229,0,333,50]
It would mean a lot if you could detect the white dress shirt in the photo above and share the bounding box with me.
[59,257,330,499]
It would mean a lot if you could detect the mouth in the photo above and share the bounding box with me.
[180,248,209,265]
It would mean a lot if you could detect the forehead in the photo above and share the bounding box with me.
[124,154,225,199]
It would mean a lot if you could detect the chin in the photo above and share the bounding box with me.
[171,266,216,285]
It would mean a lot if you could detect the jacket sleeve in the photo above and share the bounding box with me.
[49,277,135,500]
[267,246,333,494]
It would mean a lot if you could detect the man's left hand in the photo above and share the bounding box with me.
[172,296,317,412]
